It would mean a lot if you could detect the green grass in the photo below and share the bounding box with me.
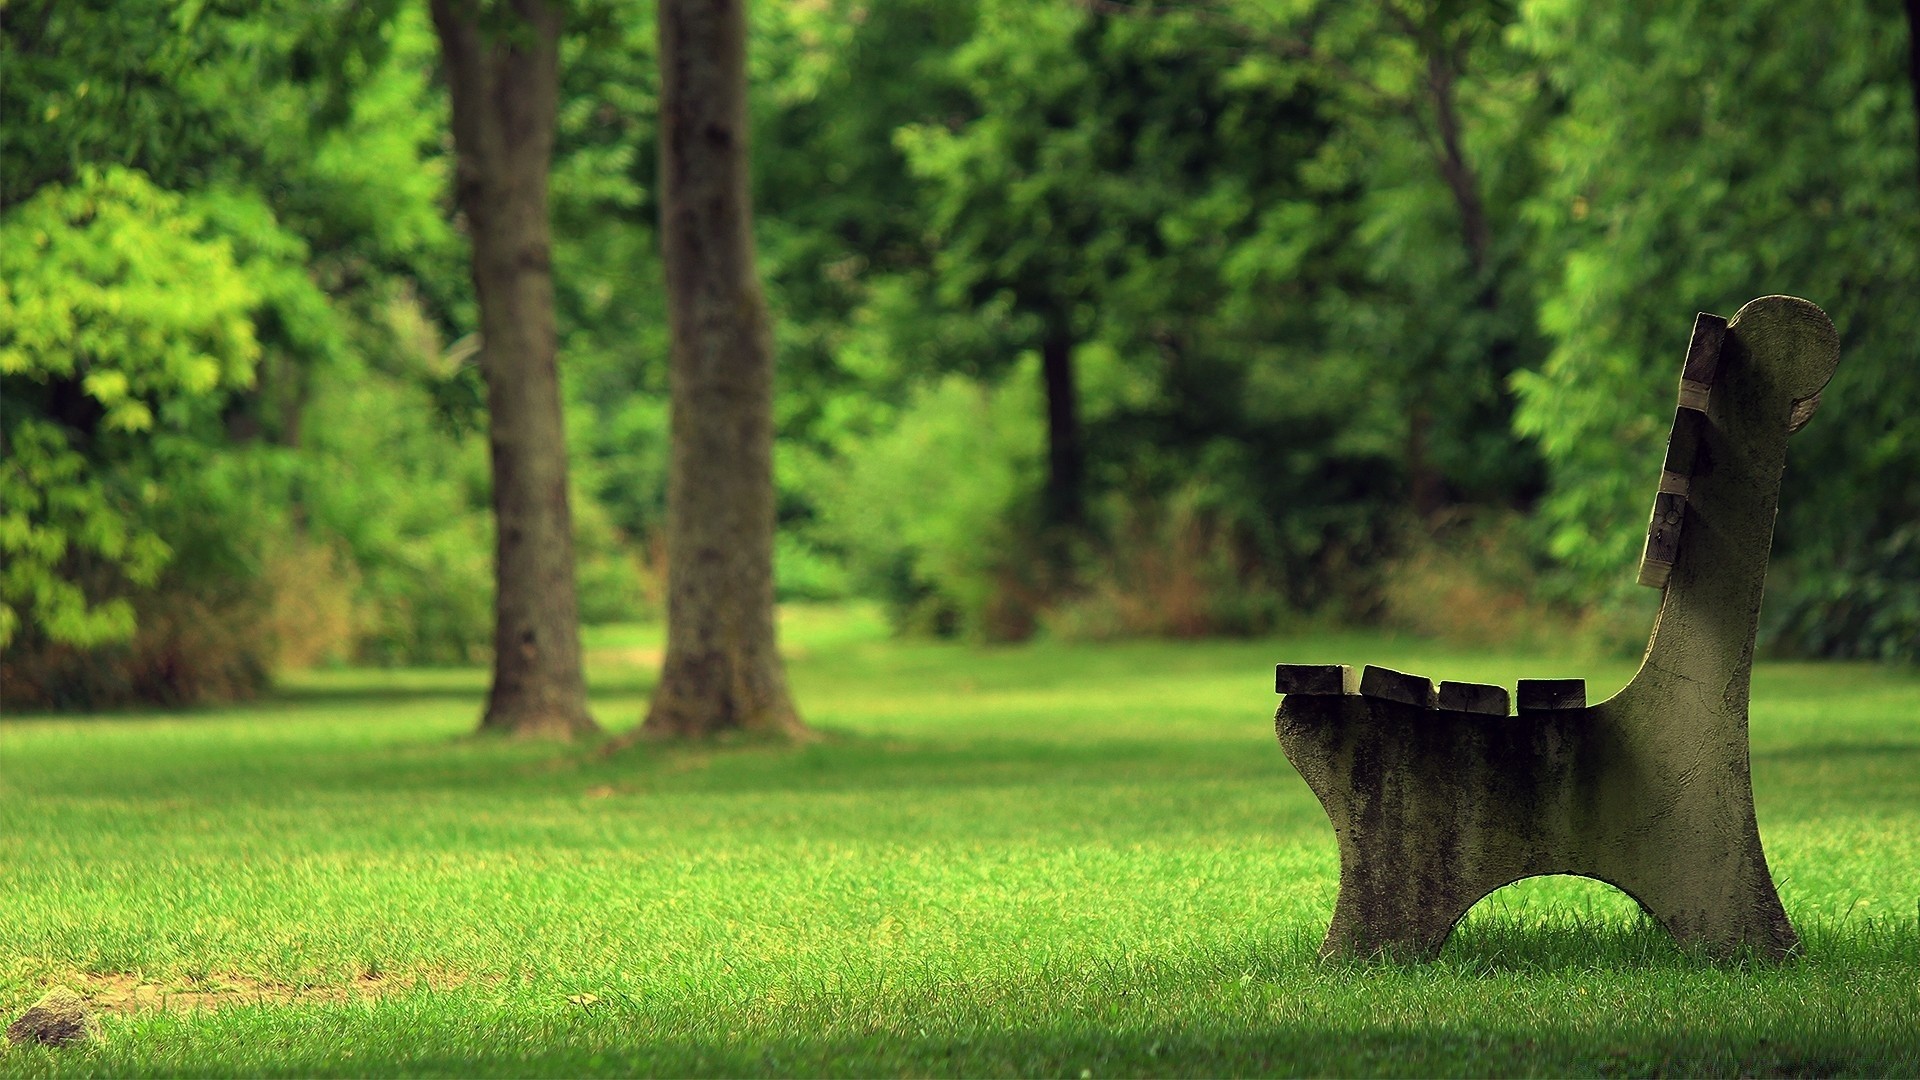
[3,604,1918,1077]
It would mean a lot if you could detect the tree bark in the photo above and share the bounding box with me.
[1040,327,1086,529]
[431,0,597,739]
[639,0,804,740]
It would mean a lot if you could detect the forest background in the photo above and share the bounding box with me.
[4,0,1918,710]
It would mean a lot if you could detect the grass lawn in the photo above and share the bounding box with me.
[3,604,1917,1077]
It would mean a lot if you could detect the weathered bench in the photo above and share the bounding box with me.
[1274,296,1839,961]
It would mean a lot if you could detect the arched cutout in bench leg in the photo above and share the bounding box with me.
[1441,874,1661,965]
[1274,297,1834,964]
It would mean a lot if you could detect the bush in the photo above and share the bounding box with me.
[806,366,1046,641]
[572,484,653,626]
[0,168,264,651]
[1375,511,1587,651]
[1045,481,1289,641]
[1,589,272,711]
[260,533,362,671]
[297,358,495,666]
[774,532,852,603]
[0,452,287,710]
[1767,525,1920,665]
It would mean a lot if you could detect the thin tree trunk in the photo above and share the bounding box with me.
[1425,45,1491,277]
[1905,0,1920,190]
[1040,327,1085,529]
[1414,32,1501,521]
[1407,403,1443,519]
[431,0,597,739]
[639,0,804,740]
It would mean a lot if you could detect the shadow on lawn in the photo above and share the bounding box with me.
[266,673,659,708]
[0,683,500,721]
[262,686,489,708]
[1750,740,1920,762]
[3,720,1292,809]
[564,727,1294,800]
[273,1007,1895,1079]
[1440,913,1682,973]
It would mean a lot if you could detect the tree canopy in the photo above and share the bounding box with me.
[4,0,1915,708]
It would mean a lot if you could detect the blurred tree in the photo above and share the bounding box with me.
[885,0,1416,626]
[430,0,598,738]
[895,0,1125,532]
[638,0,806,739]
[1512,0,1920,659]
[1201,0,1552,519]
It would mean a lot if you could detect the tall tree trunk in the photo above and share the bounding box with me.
[639,0,804,740]
[1040,327,1085,529]
[431,0,597,739]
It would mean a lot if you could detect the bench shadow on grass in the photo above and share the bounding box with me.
[349,955,1904,1079]
[377,1027,1867,1080]
[1437,879,1920,974]
[84,1000,1890,1079]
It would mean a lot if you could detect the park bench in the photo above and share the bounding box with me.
[1273,296,1839,961]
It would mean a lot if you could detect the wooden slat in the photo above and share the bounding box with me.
[1360,665,1437,709]
[1638,490,1687,588]
[1639,405,1709,589]
[1275,664,1358,696]
[1677,312,1727,411]
[1662,406,1708,478]
[1438,680,1510,716]
[1517,678,1586,711]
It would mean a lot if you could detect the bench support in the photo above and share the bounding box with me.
[1275,297,1838,961]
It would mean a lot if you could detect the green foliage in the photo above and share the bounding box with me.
[546,0,672,565]
[875,1,1396,616]
[1281,0,1553,508]
[0,169,261,647]
[294,349,496,665]
[0,420,164,649]
[807,366,1045,639]
[571,481,655,626]
[6,0,1915,684]
[751,0,979,438]
[0,171,260,423]
[3,3,548,687]
[1512,0,1920,635]
[1768,523,1920,664]
[3,447,306,710]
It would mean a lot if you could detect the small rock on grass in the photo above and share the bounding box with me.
[6,988,99,1047]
